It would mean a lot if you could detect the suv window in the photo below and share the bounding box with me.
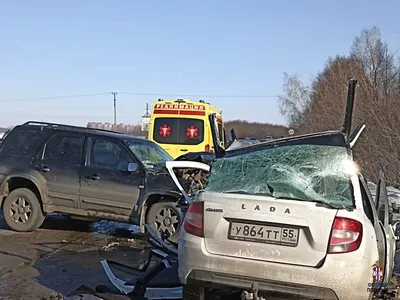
[1,127,44,156]
[153,117,204,145]
[89,138,132,170]
[125,138,172,169]
[43,133,85,166]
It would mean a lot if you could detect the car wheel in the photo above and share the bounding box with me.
[146,201,183,243]
[3,188,45,232]
[182,285,206,300]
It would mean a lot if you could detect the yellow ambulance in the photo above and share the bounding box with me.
[148,99,225,159]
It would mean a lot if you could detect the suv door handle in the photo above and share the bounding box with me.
[180,149,188,152]
[90,174,100,180]
[38,166,50,172]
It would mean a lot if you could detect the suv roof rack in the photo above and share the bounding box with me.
[21,121,122,135]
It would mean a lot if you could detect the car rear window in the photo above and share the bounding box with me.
[1,126,45,156]
[153,118,204,145]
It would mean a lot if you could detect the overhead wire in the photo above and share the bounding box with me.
[119,92,279,98]
[24,115,143,119]
[0,91,279,103]
[0,91,280,120]
[0,92,111,103]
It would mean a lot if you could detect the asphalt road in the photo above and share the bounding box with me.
[1,210,400,300]
[0,213,149,300]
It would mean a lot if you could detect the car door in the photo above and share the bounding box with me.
[375,171,396,284]
[35,132,85,209]
[79,136,144,218]
[359,176,386,288]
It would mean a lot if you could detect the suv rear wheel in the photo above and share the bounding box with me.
[3,188,45,232]
[146,201,183,243]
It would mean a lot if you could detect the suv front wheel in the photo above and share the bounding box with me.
[3,188,45,232]
[146,201,183,243]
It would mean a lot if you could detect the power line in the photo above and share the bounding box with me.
[0,112,143,119]
[0,92,111,102]
[119,92,279,98]
[0,92,279,103]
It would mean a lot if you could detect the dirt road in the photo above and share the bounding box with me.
[0,213,149,300]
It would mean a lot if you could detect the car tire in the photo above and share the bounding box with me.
[182,285,206,300]
[146,201,183,243]
[3,188,45,232]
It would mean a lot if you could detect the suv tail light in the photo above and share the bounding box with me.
[183,201,204,237]
[205,144,210,152]
[328,216,363,254]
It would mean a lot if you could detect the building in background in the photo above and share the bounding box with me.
[87,122,147,138]
[87,103,151,138]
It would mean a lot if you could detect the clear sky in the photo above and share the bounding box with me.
[0,0,399,127]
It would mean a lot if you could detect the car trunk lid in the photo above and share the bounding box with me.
[200,192,338,267]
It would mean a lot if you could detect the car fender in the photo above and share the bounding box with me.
[165,160,211,204]
[137,161,210,231]
[137,190,182,229]
[0,172,47,208]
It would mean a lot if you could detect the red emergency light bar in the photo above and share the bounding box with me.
[154,103,207,116]
[153,109,206,116]
[155,103,206,110]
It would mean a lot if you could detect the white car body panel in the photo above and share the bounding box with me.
[178,172,395,300]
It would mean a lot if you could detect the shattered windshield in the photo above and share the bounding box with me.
[205,144,356,208]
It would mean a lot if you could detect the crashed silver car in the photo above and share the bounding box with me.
[177,80,399,300]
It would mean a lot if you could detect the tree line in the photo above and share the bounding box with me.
[87,121,289,141]
[279,27,400,186]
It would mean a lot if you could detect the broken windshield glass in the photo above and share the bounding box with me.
[204,144,356,207]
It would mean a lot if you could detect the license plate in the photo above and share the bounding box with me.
[228,222,299,247]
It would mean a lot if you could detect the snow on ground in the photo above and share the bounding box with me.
[368,182,400,222]
[90,220,140,235]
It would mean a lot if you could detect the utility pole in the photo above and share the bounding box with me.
[144,103,150,117]
[111,92,118,125]
[141,103,151,133]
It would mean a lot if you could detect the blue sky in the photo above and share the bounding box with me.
[1,0,399,127]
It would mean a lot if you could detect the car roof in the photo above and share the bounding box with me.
[89,129,145,141]
[18,121,147,142]
[223,130,348,158]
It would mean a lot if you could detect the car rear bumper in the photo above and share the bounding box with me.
[178,233,374,300]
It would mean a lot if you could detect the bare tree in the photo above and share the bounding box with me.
[279,27,400,186]
[278,73,312,127]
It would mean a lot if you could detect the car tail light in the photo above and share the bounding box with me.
[205,144,210,152]
[328,216,363,254]
[183,201,204,237]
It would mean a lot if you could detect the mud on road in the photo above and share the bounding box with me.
[0,213,150,300]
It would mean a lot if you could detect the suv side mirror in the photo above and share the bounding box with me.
[127,162,138,172]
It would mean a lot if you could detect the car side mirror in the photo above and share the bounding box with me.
[127,162,138,172]
[392,222,400,240]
